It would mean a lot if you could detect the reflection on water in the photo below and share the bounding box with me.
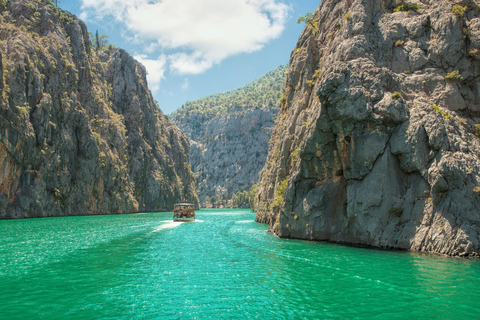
[409,252,479,317]
[0,209,479,319]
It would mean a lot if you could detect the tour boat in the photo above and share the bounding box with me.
[173,203,195,222]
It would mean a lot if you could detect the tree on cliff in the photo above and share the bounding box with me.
[49,0,62,6]
[297,12,319,35]
[171,65,287,121]
[89,30,111,51]
[0,0,199,217]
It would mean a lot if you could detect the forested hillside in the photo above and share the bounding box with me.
[172,65,287,122]
[172,65,287,207]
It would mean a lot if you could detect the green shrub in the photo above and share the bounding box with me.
[429,104,451,119]
[468,48,479,58]
[403,70,410,74]
[392,92,402,99]
[0,0,7,11]
[270,179,288,211]
[444,70,463,81]
[475,124,480,137]
[99,151,106,168]
[344,12,351,19]
[457,117,467,126]
[393,3,420,12]
[290,146,301,166]
[394,40,405,47]
[452,4,466,17]
[15,105,29,117]
[92,131,101,142]
[326,31,335,41]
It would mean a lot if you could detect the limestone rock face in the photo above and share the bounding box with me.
[172,66,285,205]
[179,109,277,205]
[255,0,480,257]
[0,0,198,218]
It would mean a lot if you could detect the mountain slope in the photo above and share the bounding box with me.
[172,65,286,205]
[0,0,198,218]
[254,0,480,257]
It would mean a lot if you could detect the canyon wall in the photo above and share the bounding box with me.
[0,0,198,218]
[173,66,286,205]
[255,0,480,257]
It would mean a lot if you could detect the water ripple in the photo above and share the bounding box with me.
[0,209,479,319]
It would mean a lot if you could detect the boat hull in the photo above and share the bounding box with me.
[173,217,195,222]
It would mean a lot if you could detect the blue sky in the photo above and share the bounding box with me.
[59,0,320,115]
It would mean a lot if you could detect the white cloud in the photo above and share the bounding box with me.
[133,54,167,93]
[143,42,160,55]
[81,0,290,75]
[81,0,129,20]
[169,53,213,75]
[79,11,89,22]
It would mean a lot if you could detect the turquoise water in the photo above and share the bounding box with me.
[0,209,479,319]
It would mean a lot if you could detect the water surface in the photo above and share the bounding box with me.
[0,209,479,319]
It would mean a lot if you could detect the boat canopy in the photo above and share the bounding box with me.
[174,203,194,206]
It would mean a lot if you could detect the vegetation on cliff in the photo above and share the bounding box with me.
[204,184,257,208]
[172,66,287,207]
[254,0,480,257]
[171,65,287,121]
[0,0,198,218]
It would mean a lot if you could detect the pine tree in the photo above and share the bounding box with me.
[89,30,111,51]
[95,30,100,52]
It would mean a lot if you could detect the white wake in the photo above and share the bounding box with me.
[236,220,254,224]
[152,221,183,232]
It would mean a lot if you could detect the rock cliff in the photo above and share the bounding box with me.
[0,0,198,218]
[254,0,480,257]
[172,66,286,206]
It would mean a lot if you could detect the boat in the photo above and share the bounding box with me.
[173,203,195,222]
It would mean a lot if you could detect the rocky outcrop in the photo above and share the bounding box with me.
[172,66,285,205]
[255,0,480,257]
[186,109,276,205]
[0,0,198,218]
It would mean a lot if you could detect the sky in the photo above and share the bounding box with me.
[58,0,320,115]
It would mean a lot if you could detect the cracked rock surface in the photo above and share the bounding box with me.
[254,0,480,257]
[0,0,198,218]
[172,66,286,206]
[175,108,277,205]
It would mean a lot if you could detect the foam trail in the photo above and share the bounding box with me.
[152,222,183,232]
